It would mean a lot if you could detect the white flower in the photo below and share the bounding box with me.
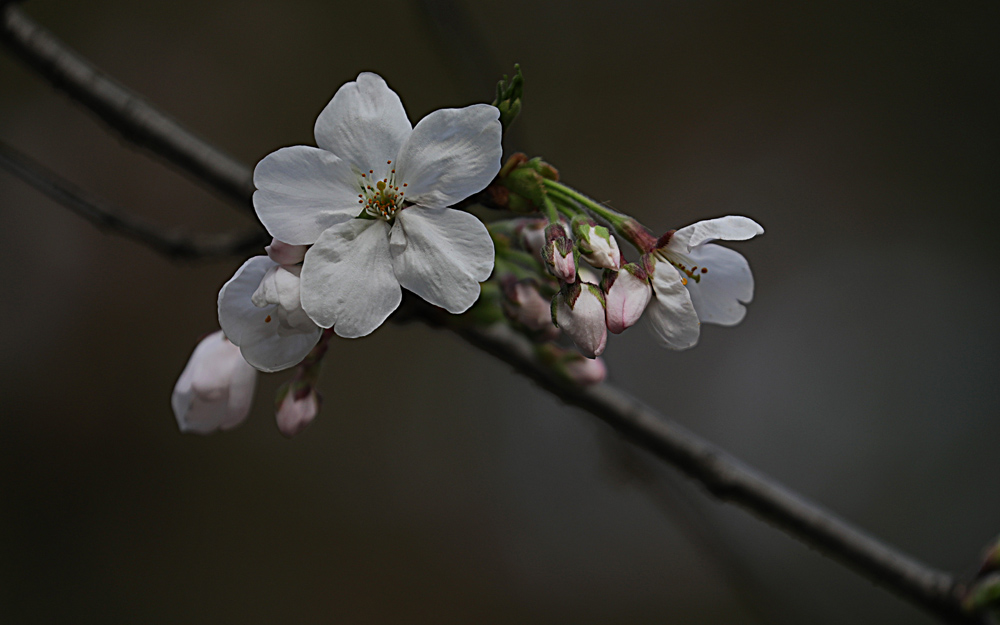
[253,72,502,338]
[644,215,763,349]
[172,331,258,434]
[218,256,322,372]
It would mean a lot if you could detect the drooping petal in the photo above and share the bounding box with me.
[313,72,412,174]
[645,260,701,350]
[393,104,502,209]
[218,256,321,372]
[683,243,754,325]
[668,216,764,252]
[300,219,401,338]
[172,331,258,434]
[390,208,494,313]
[253,146,362,245]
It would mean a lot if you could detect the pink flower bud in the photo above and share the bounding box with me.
[172,331,258,434]
[552,283,607,358]
[275,386,320,438]
[602,264,652,334]
[501,278,558,335]
[563,353,607,385]
[542,223,576,283]
[265,238,308,266]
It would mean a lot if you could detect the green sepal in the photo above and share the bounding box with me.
[492,64,523,133]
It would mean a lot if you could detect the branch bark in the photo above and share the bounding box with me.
[0,140,267,260]
[0,4,982,623]
[0,2,255,211]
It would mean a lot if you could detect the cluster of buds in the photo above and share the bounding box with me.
[172,238,333,437]
[487,152,763,375]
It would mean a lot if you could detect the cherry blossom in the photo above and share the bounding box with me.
[643,216,763,349]
[252,72,502,338]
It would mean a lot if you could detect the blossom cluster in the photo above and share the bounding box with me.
[493,206,762,359]
[171,70,763,437]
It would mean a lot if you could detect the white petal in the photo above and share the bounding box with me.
[645,262,701,350]
[394,104,502,209]
[313,72,412,174]
[300,219,401,338]
[684,243,754,325]
[390,208,494,313]
[253,146,362,245]
[669,216,764,252]
[218,256,321,372]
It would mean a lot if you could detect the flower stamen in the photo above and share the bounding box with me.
[360,167,404,221]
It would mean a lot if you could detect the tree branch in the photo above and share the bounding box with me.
[0,2,255,212]
[0,4,982,623]
[0,140,268,260]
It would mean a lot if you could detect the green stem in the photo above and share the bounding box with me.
[543,179,657,252]
[541,193,560,223]
[543,179,628,227]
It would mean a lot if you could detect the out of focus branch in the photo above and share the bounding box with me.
[0,2,255,211]
[0,4,984,623]
[0,141,267,260]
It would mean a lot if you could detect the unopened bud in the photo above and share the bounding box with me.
[275,381,320,438]
[542,223,576,283]
[536,343,607,385]
[501,277,558,337]
[602,264,652,334]
[492,64,523,133]
[552,282,607,358]
[172,331,258,434]
[564,352,607,385]
[572,217,622,270]
[515,219,548,260]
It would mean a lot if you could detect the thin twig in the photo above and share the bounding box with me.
[0,4,983,623]
[0,141,267,260]
[0,2,255,211]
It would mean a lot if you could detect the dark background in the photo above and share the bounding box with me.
[2,1,999,623]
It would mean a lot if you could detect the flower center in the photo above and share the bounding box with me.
[358,160,408,221]
[655,250,708,286]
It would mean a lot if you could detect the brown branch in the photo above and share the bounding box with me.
[0,140,267,260]
[0,3,984,623]
[0,1,255,212]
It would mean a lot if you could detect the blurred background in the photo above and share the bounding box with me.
[2,1,999,623]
